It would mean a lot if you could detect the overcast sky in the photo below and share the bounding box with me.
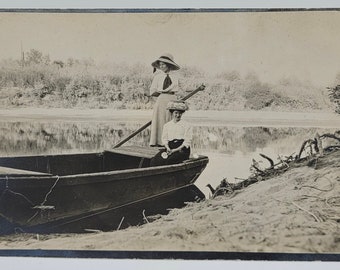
[1,11,340,86]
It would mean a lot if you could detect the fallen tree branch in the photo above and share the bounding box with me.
[301,178,334,192]
[326,216,340,221]
[117,216,125,230]
[259,153,274,167]
[324,145,340,152]
[326,196,340,207]
[297,139,315,159]
[143,209,149,224]
[291,201,321,222]
[314,133,323,156]
[210,131,339,200]
[251,164,264,174]
[320,133,340,142]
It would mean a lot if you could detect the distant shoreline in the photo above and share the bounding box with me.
[0,108,339,128]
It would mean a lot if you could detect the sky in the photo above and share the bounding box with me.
[1,10,340,86]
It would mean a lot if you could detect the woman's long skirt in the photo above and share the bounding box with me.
[149,93,176,146]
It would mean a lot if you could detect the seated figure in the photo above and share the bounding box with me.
[150,100,192,166]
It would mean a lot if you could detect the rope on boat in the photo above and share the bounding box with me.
[27,176,60,223]
[0,176,35,206]
[1,176,60,209]
[39,175,60,207]
[4,190,35,206]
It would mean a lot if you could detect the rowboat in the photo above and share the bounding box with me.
[0,146,208,234]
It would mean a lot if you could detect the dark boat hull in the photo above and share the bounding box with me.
[0,149,208,234]
[0,184,204,234]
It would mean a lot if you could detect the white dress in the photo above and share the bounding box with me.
[149,70,179,146]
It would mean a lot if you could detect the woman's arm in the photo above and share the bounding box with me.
[161,123,171,152]
[167,143,186,155]
[150,72,162,96]
[182,124,193,148]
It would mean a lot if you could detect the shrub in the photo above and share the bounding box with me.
[328,85,340,114]
[0,50,334,111]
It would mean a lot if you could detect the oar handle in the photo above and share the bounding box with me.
[180,84,205,101]
[113,84,206,148]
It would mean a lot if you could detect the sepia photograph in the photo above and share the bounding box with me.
[0,8,339,261]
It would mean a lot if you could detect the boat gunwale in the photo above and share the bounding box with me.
[0,156,209,186]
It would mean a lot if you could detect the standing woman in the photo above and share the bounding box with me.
[149,54,180,147]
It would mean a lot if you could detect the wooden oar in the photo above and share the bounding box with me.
[113,84,205,148]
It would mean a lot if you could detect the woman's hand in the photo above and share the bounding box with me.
[165,145,171,153]
[167,147,182,156]
[151,91,160,97]
[160,89,171,93]
[167,149,174,156]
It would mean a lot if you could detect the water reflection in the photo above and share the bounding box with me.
[0,121,150,155]
[0,121,336,196]
[0,122,334,155]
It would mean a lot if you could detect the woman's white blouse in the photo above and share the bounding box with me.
[161,120,193,148]
[150,71,179,96]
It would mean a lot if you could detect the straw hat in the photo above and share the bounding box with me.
[166,100,189,112]
[152,53,180,71]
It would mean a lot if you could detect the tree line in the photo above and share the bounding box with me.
[0,49,337,112]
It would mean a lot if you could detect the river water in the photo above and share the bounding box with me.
[0,111,338,197]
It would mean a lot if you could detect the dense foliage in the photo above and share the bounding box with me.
[328,85,340,114]
[0,49,333,111]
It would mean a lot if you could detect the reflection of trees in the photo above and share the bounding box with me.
[240,127,274,152]
[193,126,331,155]
[0,122,150,156]
[0,122,334,156]
[192,127,239,154]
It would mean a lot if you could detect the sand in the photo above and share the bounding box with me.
[0,149,339,253]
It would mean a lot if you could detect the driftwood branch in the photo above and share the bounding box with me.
[324,145,340,152]
[259,153,274,167]
[277,155,290,170]
[326,196,340,206]
[117,216,125,230]
[320,133,340,142]
[251,159,264,174]
[314,133,323,155]
[301,184,334,192]
[209,130,340,200]
[291,202,321,222]
[251,164,264,174]
[298,139,315,159]
[142,209,149,223]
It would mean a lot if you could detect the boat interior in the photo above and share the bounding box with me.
[0,146,162,176]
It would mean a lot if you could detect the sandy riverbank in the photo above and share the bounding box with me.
[0,149,339,253]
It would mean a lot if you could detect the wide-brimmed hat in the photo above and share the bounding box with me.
[152,53,180,71]
[166,100,189,112]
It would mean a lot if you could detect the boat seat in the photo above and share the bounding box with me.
[0,166,52,177]
[108,145,161,159]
